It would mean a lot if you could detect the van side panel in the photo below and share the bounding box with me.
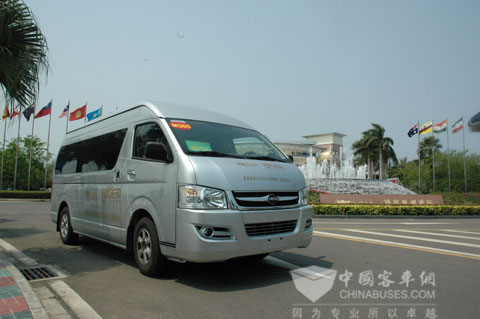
[124,111,178,245]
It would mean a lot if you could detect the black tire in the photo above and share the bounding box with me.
[59,206,78,245]
[133,217,169,276]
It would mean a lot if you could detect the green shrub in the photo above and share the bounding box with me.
[0,191,50,199]
[440,192,480,205]
[313,204,480,216]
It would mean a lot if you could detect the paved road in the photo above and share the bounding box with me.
[1,201,479,319]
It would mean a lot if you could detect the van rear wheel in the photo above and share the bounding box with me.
[59,207,78,245]
[133,217,169,276]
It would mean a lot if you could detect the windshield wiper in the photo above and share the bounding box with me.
[186,151,245,159]
[245,155,287,163]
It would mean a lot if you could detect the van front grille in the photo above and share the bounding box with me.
[245,220,297,237]
[233,191,299,208]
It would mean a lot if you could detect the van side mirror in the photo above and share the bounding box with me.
[288,155,294,162]
[145,142,172,163]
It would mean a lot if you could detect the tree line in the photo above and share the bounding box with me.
[389,136,480,193]
[1,135,53,190]
[352,126,479,193]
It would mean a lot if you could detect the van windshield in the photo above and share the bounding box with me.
[166,119,289,162]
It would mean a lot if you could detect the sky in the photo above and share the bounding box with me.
[3,0,480,161]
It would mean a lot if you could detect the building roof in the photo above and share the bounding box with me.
[303,132,346,139]
[275,141,316,146]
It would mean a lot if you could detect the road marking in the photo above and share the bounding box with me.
[263,256,300,270]
[401,222,457,225]
[343,229,480,248]
[313,231,480,260]
[314,228,438,231]
[313,222,455,225]
[50,280,102,319]
[394,229,480,240]
[442,229,480,235]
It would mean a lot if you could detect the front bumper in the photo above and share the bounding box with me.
[161,205,313,262]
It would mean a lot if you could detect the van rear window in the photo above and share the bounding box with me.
[55,129,127,175]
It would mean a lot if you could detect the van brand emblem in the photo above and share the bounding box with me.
[267,194,280,205]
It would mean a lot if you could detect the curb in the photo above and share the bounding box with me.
[0,199,50,202]
[0,252,49,319]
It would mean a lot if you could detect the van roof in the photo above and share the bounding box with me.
[67,101,253,136]
[141,101,253,129]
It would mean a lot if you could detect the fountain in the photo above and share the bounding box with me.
[298,147,415,195]
[299,147,367,179]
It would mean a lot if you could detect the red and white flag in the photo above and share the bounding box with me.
[452,117,463,134]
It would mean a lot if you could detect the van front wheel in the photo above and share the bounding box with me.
[133,217,168,276]
[59,207,78,245]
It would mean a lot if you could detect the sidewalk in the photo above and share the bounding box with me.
[0,251,48,319]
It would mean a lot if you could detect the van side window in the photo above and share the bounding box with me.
[133,122,171,161]
[55,129,127,175]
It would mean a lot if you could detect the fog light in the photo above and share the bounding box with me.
[305,218,312,230]
[196,225,234,240]
[201,227,214,238]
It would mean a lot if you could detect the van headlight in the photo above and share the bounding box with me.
[178,185,227,209]
[300,187,308,206]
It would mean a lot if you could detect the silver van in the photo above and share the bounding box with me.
[51,102,312,276]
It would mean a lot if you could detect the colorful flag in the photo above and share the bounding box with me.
[433,119,447,133]
[69,104,87,121]
[59,102,70,118]
[86,106,103,122]
[452,117,463,134]
[2,105,10,120]
[419,121,432,135]
[35,101,52,119]
[10,109,19,118]
[8,107,19,128]
[22,105,35,121]
[407,123,418,137]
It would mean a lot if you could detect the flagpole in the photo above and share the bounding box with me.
[0,114,7,189]
[417,120,421,193]
[66,100,70,133]
[13,107,21,190]
[446,117,451,192]
[462,115,467,193]
[432,119,435,193]
[27,105,36,190]
[44,99,53,189]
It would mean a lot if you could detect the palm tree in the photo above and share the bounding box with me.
[365,123,396,180]
[419,136,442,160]
[381,135,398,176]
[0,0,49,110]
[352,131,375,179]
[389,156,408,180]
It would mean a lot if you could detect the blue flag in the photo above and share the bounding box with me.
[86,106,103,121]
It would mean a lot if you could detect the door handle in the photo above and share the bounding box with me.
[114,169,120,181]
[127,169,136,176]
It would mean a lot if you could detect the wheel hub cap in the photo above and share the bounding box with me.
[136,228,152,266]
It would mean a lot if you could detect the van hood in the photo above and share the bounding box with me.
[187,156,306,192]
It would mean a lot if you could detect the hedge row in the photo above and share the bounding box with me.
[313,204,480,216]
[0,191,50,199]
